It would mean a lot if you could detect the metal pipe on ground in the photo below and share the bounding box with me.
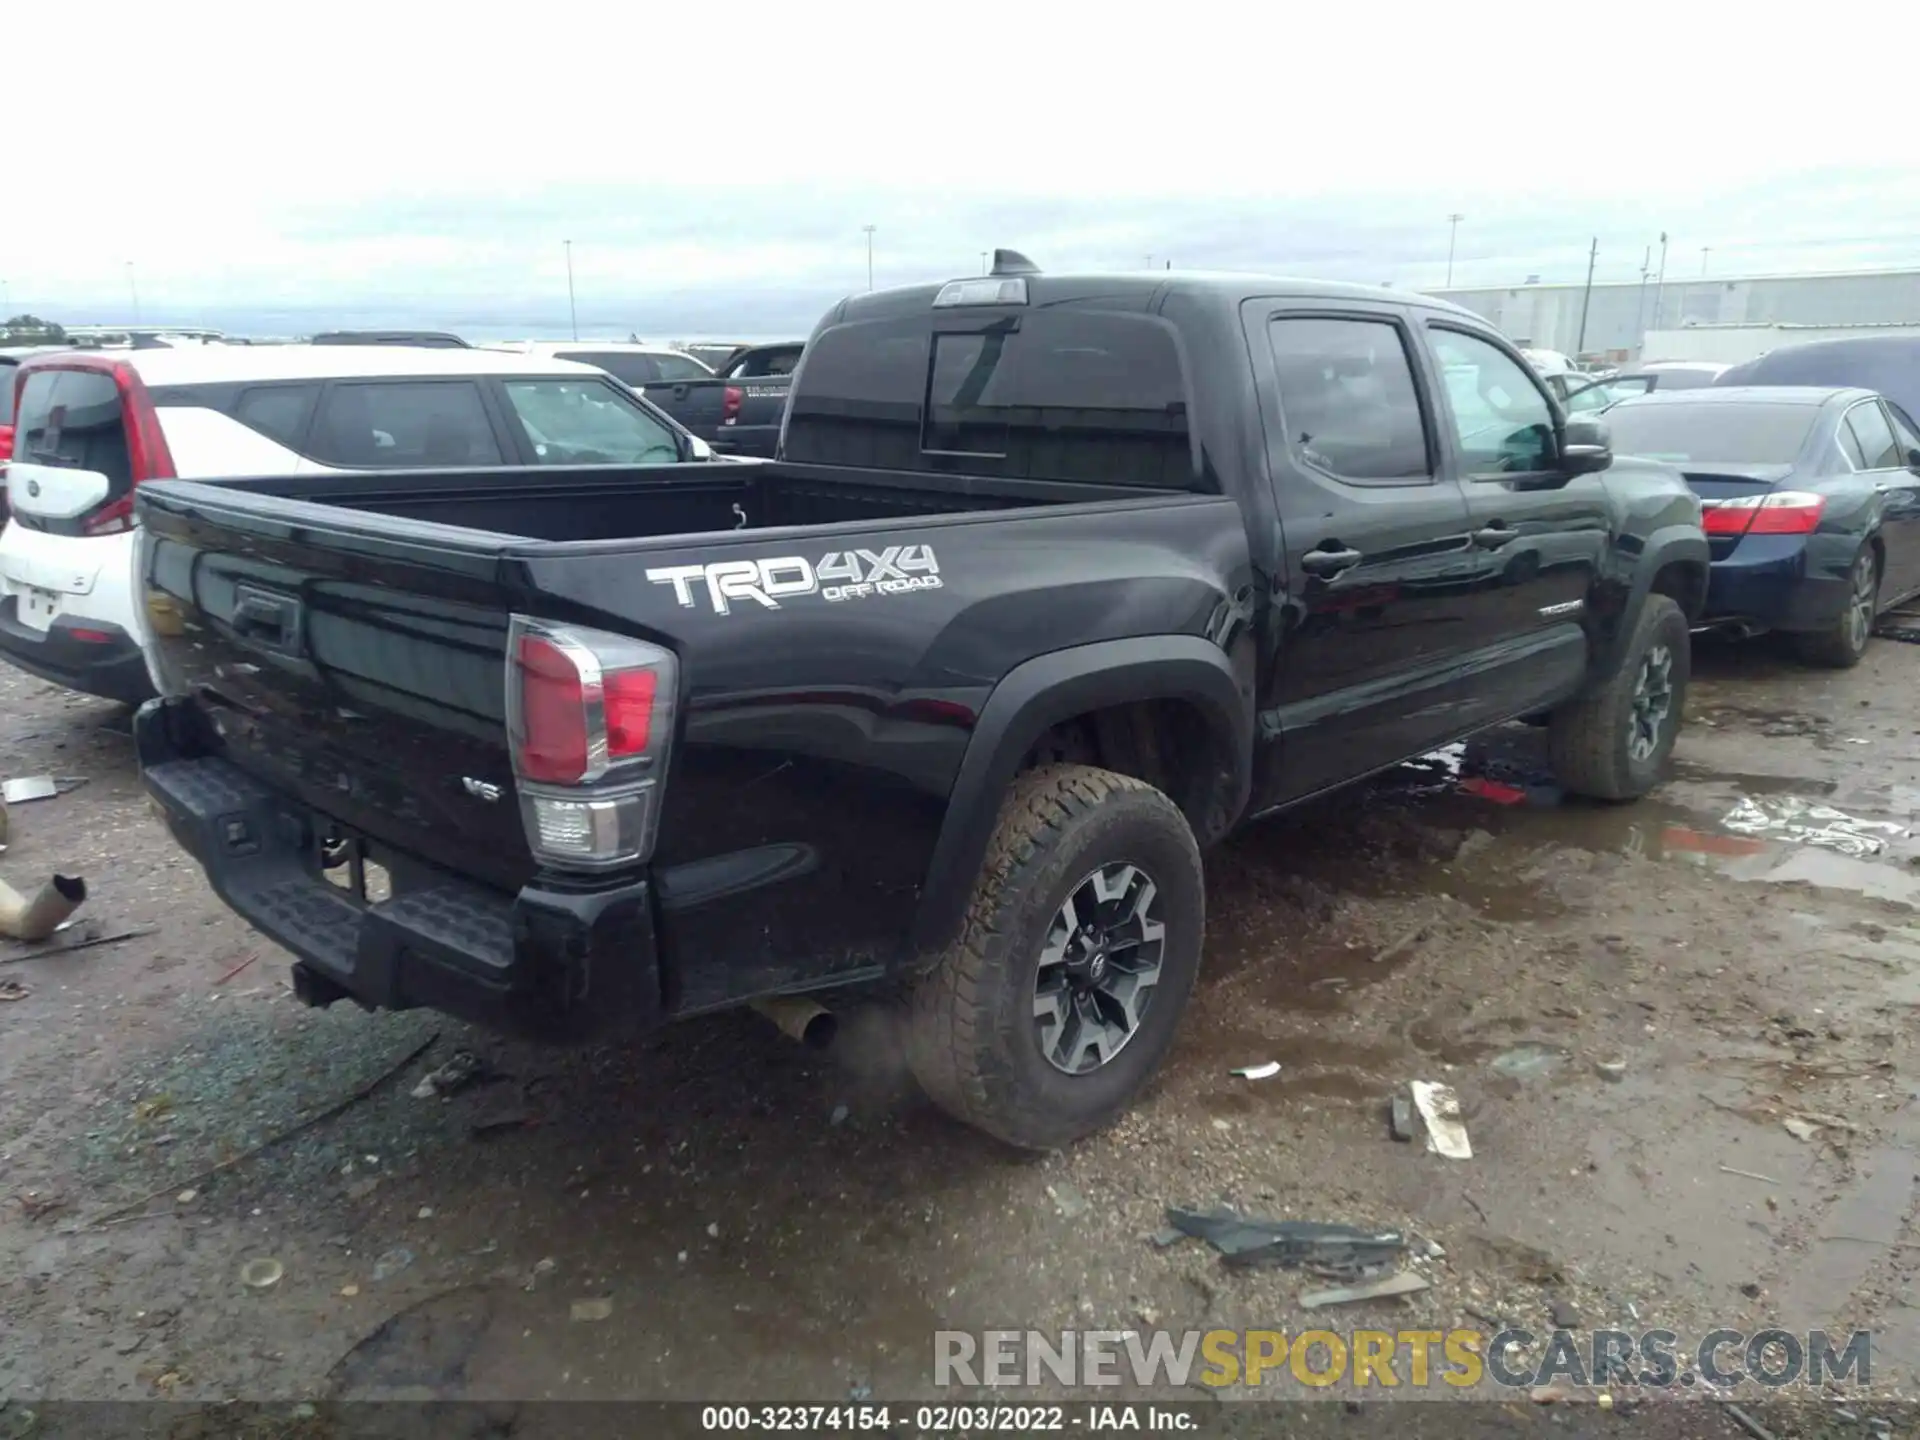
[748,995,837,1049]
[0,874,87,941]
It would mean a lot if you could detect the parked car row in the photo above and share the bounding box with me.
[1537,336,1920,668]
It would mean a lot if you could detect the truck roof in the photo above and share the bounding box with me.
[829,268,1484,326]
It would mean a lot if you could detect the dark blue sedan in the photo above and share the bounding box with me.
[1602,386,1920,667]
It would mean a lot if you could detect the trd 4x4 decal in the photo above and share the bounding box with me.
[646,545,941,615]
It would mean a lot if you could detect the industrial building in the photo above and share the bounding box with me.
[1427,266,1920,363]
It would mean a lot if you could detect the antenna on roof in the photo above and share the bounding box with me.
[991,249,1040,277]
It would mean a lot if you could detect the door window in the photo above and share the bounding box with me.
[502,379,684,464]
[308,382,503,468]
[1429,329,1556,474]
[1846,400,1901,470]
[1265,316,1431,482]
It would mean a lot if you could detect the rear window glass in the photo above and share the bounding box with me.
[12,369,130,487]
[307,381,504,468]
[727,347,802,378]
[784,310,1194,487]
[232,384,318,448]
[1604,401,1818,465]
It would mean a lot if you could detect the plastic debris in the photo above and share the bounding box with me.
[1722,796,1907,858]
[1047,1182,1089,1219]
[570,1298,614,1322]
[1489,1044,1568,1082]
[829,1103,850,1126]
[0,979,27,1002]
[371,1246,415,1281]
[1411,1081,1472,1159]
[1595,1060,1628,1083]
[239,1258,284,1290]
[2,776,86,805]
[175,1189,198,1205]
[0,874,86,942]
[1166,1207,1405,1275]
[1232,1061,1281,1080]
[1388,1095,1417,1142]
[410,1050,490,1100]
[1299,1271,1431,1308]
[1783,1117,1821,1142]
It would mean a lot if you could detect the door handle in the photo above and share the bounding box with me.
[232,588,300,650]
[1300,547,1363,577]
[1472,525,1521,549]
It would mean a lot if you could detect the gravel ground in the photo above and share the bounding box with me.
[5,636,1920,1438]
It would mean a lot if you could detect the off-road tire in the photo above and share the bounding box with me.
[1793,546,1878,670]
[905,764,1205,1150]
[1548,595,1690,801]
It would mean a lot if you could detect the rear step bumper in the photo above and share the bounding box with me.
[135,697,661,1040]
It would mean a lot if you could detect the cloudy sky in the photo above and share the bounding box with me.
[6,2,1918,338]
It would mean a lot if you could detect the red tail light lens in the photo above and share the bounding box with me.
[721,386,744,424]
[514,633,592,784]
[0,423,14,463]
[1701,491,1825,538]
[506,617,678,871]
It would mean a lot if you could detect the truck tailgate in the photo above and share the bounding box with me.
[139,488,540,892]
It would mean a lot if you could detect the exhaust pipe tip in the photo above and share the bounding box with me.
[750,996,838,1050]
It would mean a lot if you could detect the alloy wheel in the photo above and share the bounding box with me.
[1033,863,1167,1075]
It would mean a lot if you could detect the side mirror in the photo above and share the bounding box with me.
[688,435,714,461]
[1561,416,1613,475]
[1907,445,1920,473]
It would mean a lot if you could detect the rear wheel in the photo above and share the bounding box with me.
[1793,547,1878,669]
[905,764,1205,1150]
[1548,595,1690,801]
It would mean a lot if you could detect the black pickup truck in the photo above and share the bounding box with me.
[641,341,803,458]
[132,253,1707,1149]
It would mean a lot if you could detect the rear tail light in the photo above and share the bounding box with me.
[1700,491,1825,538]
[721,386,744,426]
[505,616,677,871]
[0,423,14,463]
[15,359,174,536]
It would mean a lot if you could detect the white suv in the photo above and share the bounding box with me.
[0,345,720,704]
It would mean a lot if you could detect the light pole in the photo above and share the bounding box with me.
[126,261,140,324]
[1446,213,1465,288]
[1700,246,1711,277]
[980,251,988,275]
[564,240,578,340]
[1575,237,1599,354]
[1651,231,1669,330]
[862,225,876,291]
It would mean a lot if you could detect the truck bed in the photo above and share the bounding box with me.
[158,460,1152,545]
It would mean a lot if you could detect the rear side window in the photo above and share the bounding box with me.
[12,369,130,486]
[1846,401,1901,469]
[500,379,684,465]
[0,365,17,426]
[784,311,1194,487]
[1266,317,1431,481]
[307,381,503,468]
[232,384,318,449]
[556,351,710,386]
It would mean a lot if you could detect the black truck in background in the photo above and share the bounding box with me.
[641,341,803,458]
[131,253,1708,1150]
